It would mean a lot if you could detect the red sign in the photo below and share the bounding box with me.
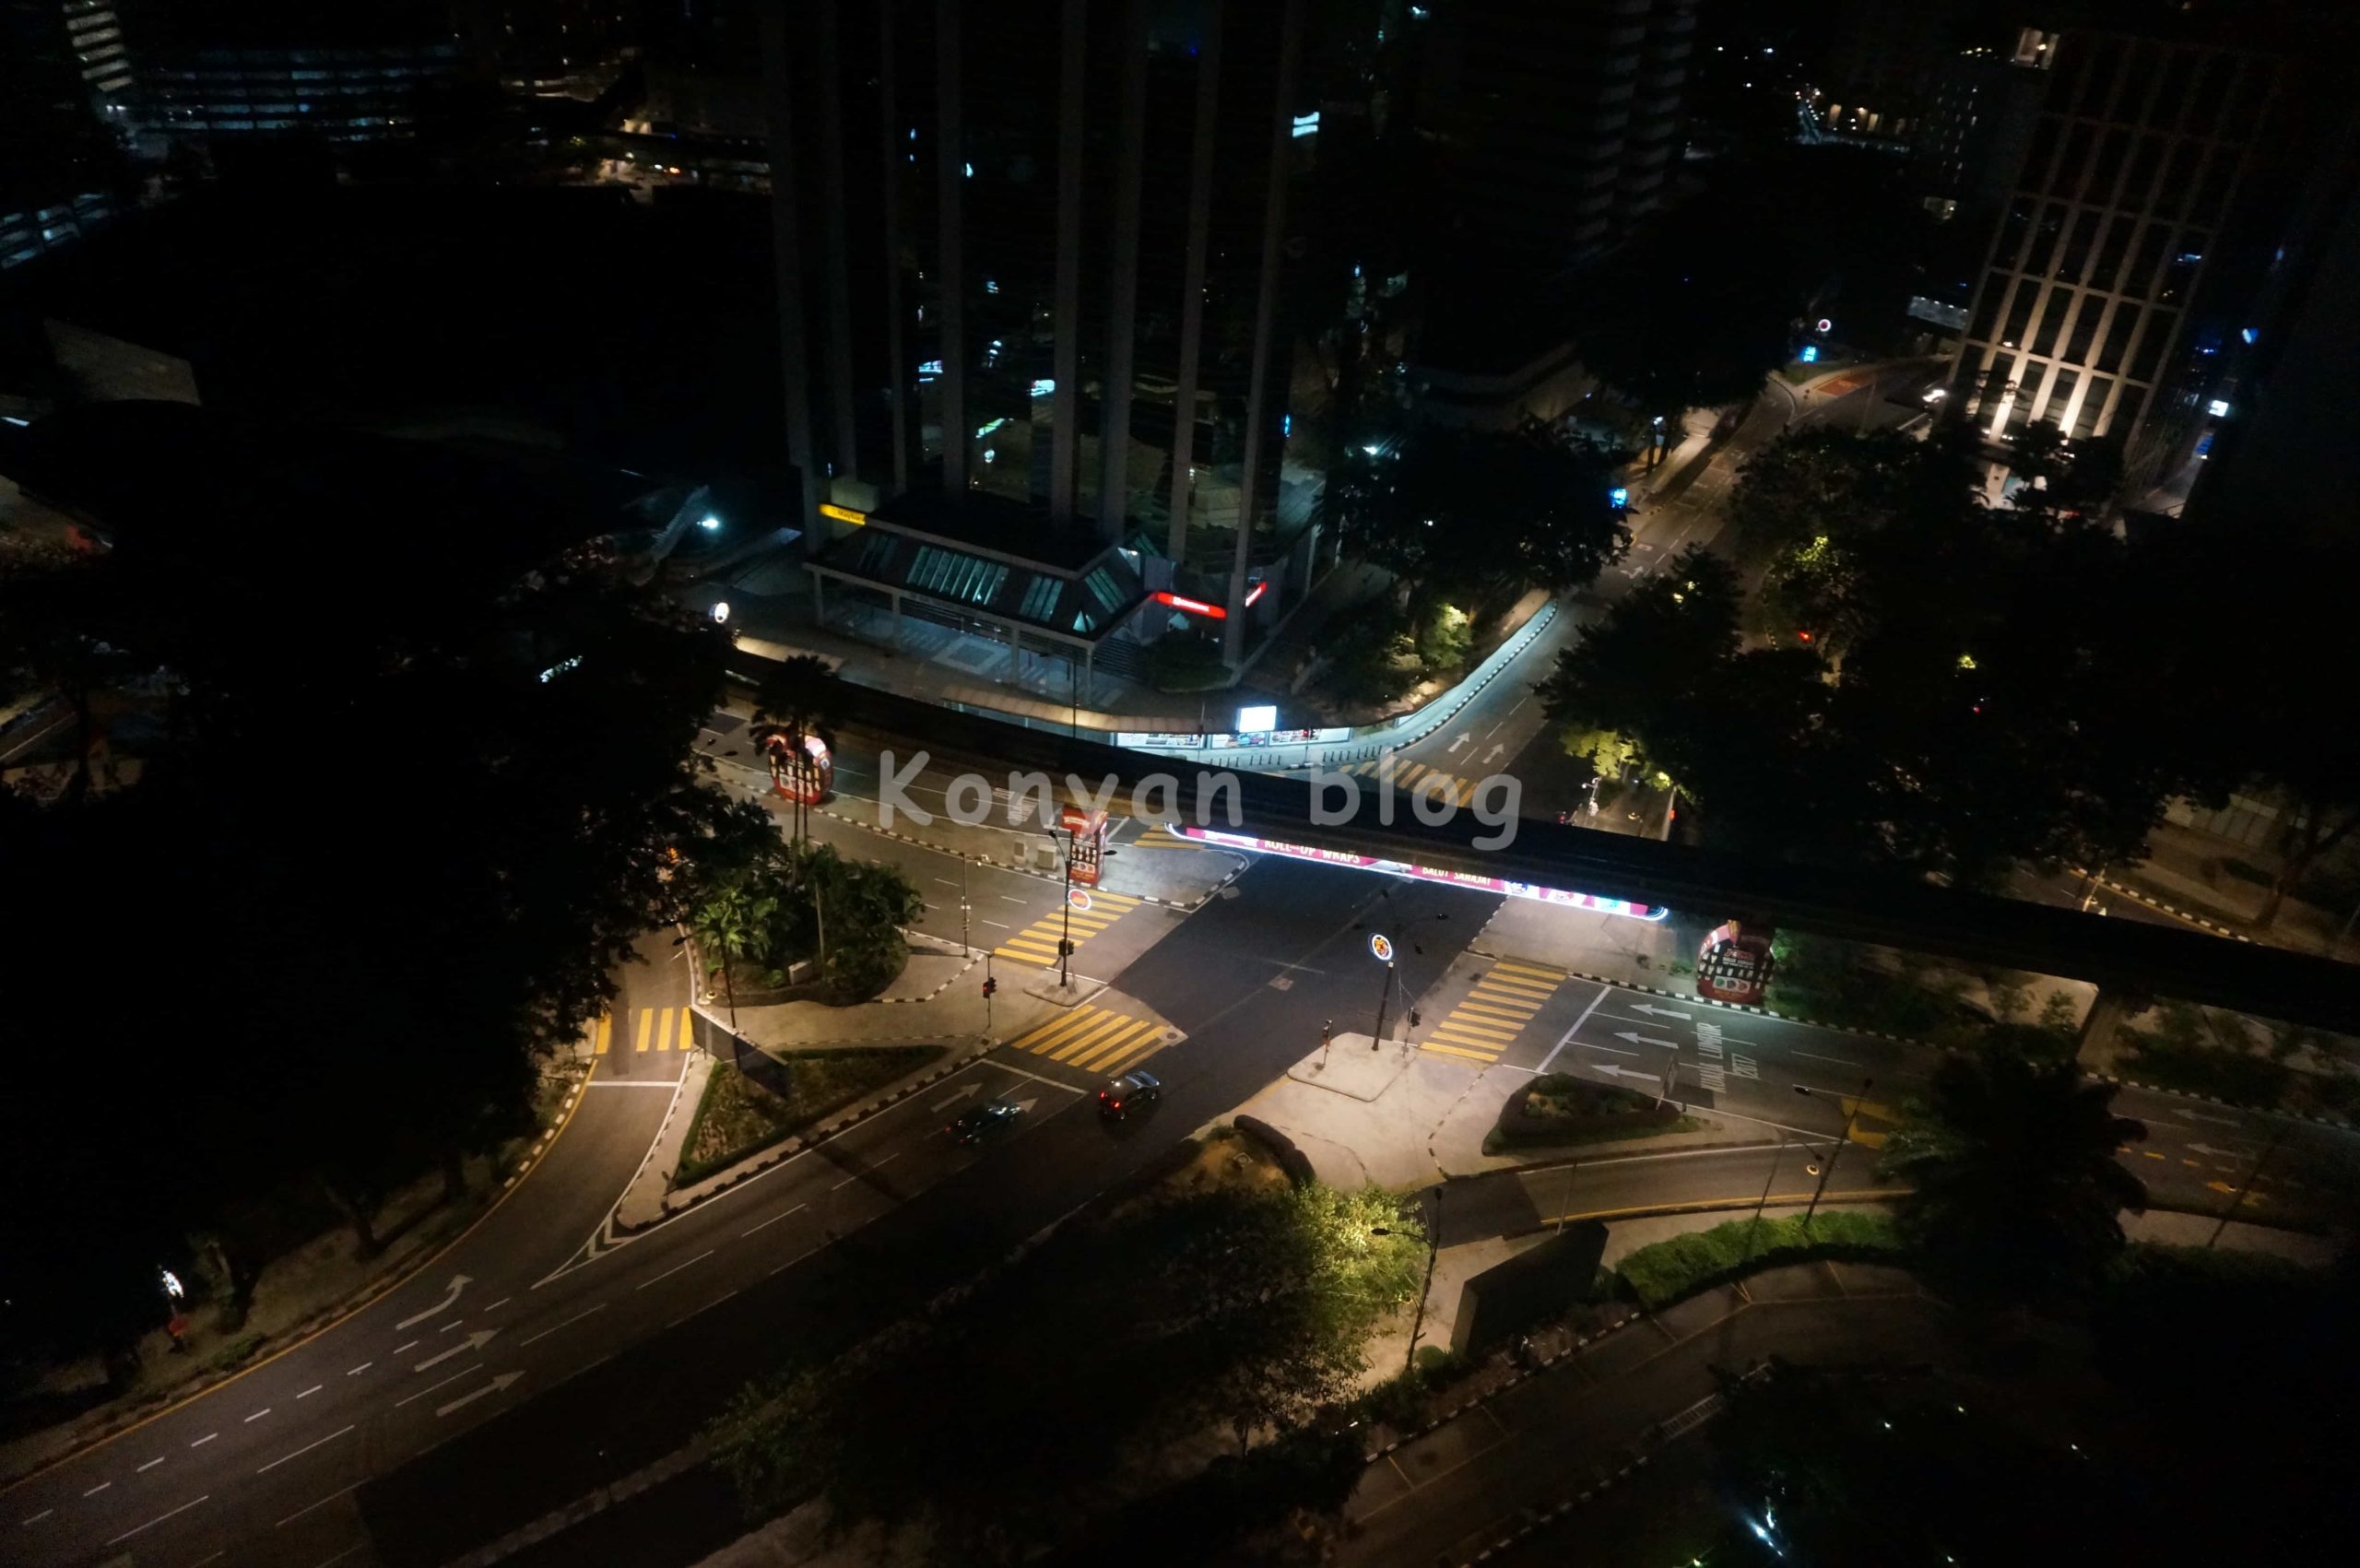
[763,730,833,805]
[1060,806,1109,888]
[1696,921,1776,1006]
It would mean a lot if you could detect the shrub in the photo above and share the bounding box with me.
[1483,1073,1691,1153]
[2118,1033,2293,1109]
[1617,1211,1905,1311]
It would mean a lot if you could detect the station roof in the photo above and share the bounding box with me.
[808,491,1147,645]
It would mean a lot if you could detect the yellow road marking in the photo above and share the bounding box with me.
[1478,975,1556,1000]
[1068,1020,1161,1070]
[1422,1040,1498,1062]
[594,1015,611,1055]
[655,1008,674,1050]
[2142,1150,2165,1160]
[1437,1018,1518,1042]
[1463,992,1542,1014]
[1050,1014,1137,1063]
[1493,961,1566,982]
[678,1008,694,1051]
[635,1009,654,1053]
[1013,1008,1105,1053]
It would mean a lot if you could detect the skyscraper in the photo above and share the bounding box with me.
[766,0,1348,664]
[1945,6,2357,490]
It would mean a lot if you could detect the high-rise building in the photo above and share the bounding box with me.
[140,0,465,150]
[1419,0,1699,270]
[1946,6,2358,490]
[0,2,134,269]
[767,0,1357,666]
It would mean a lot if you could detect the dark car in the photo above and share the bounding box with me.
[948,1097,1025,1146]
[1096,1070,1162,1119]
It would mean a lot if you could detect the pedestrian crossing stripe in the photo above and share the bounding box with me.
[1418,961,1567,1064]
[1342,759,1483,807]
[1006,1004,1173,1075]
[595,1007,698,1055]
[994,890,1143,968]
[1130,825,1201,850]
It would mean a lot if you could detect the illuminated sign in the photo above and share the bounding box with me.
[1696,921,1776,1005]
[763,729,834,805]
[1244,580,1268,607]
[1153,590,1224,619]
[1179,828,1670,920]
[818,502,868,525]
[1369,933,1394,961]
[1235,704,1279,735]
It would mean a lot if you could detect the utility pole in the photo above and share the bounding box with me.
[1056,825,1075,989]
[1319,1018,1333,1069]
[1796,1078,1872,1230]
[1742,1130,1784,1262]
[960,853,972,958]
[1405,1185,1441,1374]
[1371,960,1395,1049]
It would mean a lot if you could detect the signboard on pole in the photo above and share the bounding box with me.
[1369,933,1394,962]
[1059,804,1109,887]
[763,729,834,805]
[1697,921,1776,1006]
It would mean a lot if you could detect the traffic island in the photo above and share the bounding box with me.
[1023,973,1105,1008]
[1287,1032,1412,1101]
[1481,1075,1700,1157]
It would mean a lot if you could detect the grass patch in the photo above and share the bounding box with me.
[206,1334,266,1374]
[1617,1211,1906,1312]
[1482,1074,1697,1156]
[678,1047,945,1185]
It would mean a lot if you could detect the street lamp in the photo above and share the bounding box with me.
[1792,1078,1872,1229]
[1376,1185,1445,1375]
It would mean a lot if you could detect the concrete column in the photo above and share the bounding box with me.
[1167,1,1223,561]
[2074,985,2153,1073]
[761,6,819,530]
[935,0,968,494]
[1095,0,1148,542]
[879,0,909,496]
[816,0,859,485]
[1048,0,1088,524]
[1225,0,1305,666]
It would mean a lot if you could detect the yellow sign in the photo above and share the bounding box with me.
[818,503,867,525]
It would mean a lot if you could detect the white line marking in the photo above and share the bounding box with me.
[243,1408,271,1422]
[519,1303,607,1347]
[137,1456,165,1472]
[989,1060,1089,1091]
[998,894,1027,903]
[103,1493,208,1546]
[188,1551,226,1566]
[769,1246,818,1277]
[1535,984,1612,1076]
[297,1384,322,1398]
[393,1341,419,1355]
[21,1508,54,1525]
[274,1482,360,1529]
[394,1369,478,1409]
[667,1287,741,1329]
[308,1544,364,1566]
[1791,1050,1861,1067]
[190,1432,217,1447]
[832,1149,903,1190]
[586,1079,687,1089]
[255,1424,355,1474]
[635,1248,715,1291]
[934,878,959,887]
[345,1362,372,1376]
[439,1319,466,1333]
[84,1482,111,1496]
[484,1297,511,1312]
[741,1202,808,1237]
[1571,1039,1640,1056]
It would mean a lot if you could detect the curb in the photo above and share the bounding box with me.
[1481,958,2359,1133]
[610,1035,997,1238]
[1363,1308,1646,1462]
[2070,865,2251,941]
[0,1059,592,1495]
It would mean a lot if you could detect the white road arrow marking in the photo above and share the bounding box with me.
[396,1274,472,1331]
[931,1083,983,1112]
[1484,744,1506,764]
[2185,1142,2251,1159]
[2172,1107,2241,1127]
[437,1372,523,1418]
[1589,1063,1661,1083]
[1447,732,1471,753]
[413,1329,497,1372]
[1630,1003,1691,1020]
[1613,1032,1678,1050]
[1012,1098,1039,1114]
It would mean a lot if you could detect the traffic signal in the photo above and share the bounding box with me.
[982,976,998,998]
[1058,939,1075,956]
[1409,1009,1422,1029]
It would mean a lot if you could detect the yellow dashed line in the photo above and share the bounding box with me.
[1422,1040,1499,1062]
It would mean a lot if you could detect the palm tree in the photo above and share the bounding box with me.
[691,880,778,1001]
[1879,1043,2148,1301]
[752,654,840,841]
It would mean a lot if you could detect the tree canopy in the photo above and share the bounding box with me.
[1878,1044,2148,1302]
[0,523,747,1362]
[1323,422,1629,610]
[712,1176,1423,1560]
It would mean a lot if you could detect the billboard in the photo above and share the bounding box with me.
[762,729,833,805]
[1059,804,1109,887]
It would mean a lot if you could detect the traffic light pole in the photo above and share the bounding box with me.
[1372,960,1395,1050]
[1057,826,1074,989]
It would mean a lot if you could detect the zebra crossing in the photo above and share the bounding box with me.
[1340,756,1488,808]
[1005,1004,1176,1077]
[593,1007,698,1054]
[993,889,1143,969]
[1420,960,1567,1063]
[1127,824,1202,851]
